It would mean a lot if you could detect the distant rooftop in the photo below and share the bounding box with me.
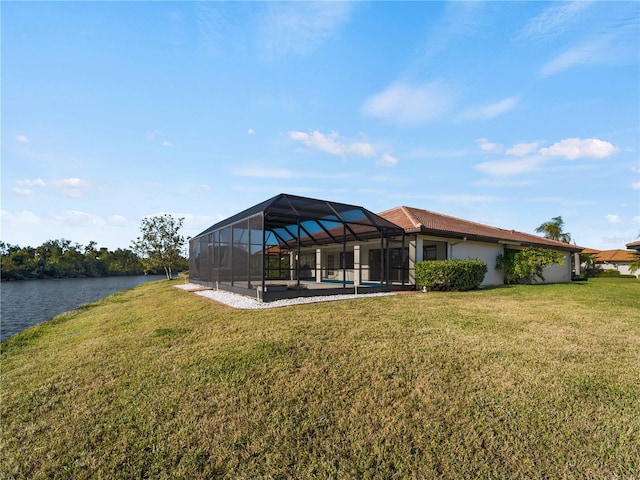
[626,240,640,251]
[582,248,638,263]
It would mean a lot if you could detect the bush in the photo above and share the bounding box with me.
[415,259,487,291]
[598,269,621,277]
[597,270,636,279]
[496,247,565,284]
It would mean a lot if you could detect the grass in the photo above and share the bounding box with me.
[1,278,639,479]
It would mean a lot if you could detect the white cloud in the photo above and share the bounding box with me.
[16,134,29,143]
[475,156,546,177]
[179,213,222,230]
[16,178,46,187]
[259,2,352,61]
[361,81,453,127]
[539,138,618,159]
[148,130,173,146]
[13,179,45,196]
[12,178,92,198]
[1,210,41,224]
[539,39,606,77]
[53,210,105,227]
[420,2,484,60]
[632,182,640,190]
[506,142,539,156]
[476,138,502,154]
[377,153,399,167]
[476,137,619,179]
[247,128,255,135]
[289,130,375,157]
[53,178,91,188]
[605,214,621,224]
[51,179,90,198]
[520,1,593,40]
[459,96,519,121]
[634,216,640,223]
[50,178,92,198]
[148,130,163,141]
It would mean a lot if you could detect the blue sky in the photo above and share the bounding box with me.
[2,1,639,251]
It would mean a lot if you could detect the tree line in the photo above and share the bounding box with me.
[1,239,145,280]
[2,214,189,281]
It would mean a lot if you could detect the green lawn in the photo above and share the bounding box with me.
[1,278,639,479]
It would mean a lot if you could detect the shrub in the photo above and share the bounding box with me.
[496,247,565,284]
[598,269,621,277]
[597,270,636,279]
[415,259,487,291]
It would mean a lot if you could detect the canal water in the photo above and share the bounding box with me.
[1,275,165,342]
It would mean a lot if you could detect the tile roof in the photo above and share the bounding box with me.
[377,206,582,252]
[587,249,639,263]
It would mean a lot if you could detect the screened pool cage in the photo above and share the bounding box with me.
[189,193,412,302]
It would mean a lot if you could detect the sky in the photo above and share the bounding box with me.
[2,1,639,252]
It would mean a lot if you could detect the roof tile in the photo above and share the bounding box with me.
[378,206,582,251]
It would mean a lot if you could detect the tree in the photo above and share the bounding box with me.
[580,252,599,277]
[496,247,565,284]
[535,216,571,243]
[630,253,640,275]
[131,214,185,280]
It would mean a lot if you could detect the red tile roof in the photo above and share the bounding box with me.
[587,249,639,263]
[378,206,582,252]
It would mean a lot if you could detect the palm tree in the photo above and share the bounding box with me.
[629,254,640,274]
[630,236,640,274]
[535,216,571,243]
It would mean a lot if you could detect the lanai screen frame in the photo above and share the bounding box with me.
[189,193,408,301]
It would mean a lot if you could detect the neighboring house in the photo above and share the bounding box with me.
[626,240,640,252]
[583,247,639,277]
[189,193,582,301]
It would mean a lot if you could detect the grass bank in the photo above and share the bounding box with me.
[1,278,639,479]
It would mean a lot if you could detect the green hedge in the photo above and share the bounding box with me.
[415,259,487,291]
[597,270,637,279]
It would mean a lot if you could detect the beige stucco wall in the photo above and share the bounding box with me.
[599,263,635,276]
[449,240,504,286]
[304,236,575,287]
[535,251,572,283]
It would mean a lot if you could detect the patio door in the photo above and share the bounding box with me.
[368,247,409,283]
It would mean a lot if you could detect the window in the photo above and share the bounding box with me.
[423,241,447,261]
[327,254,335,276]
[424,246,437,261]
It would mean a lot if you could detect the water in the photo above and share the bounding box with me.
[0,275,165,342]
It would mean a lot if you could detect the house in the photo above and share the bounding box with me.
[626,240,640,252]
[189,193,582,301]
[377,206,581,286]
[583,247,639,277]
